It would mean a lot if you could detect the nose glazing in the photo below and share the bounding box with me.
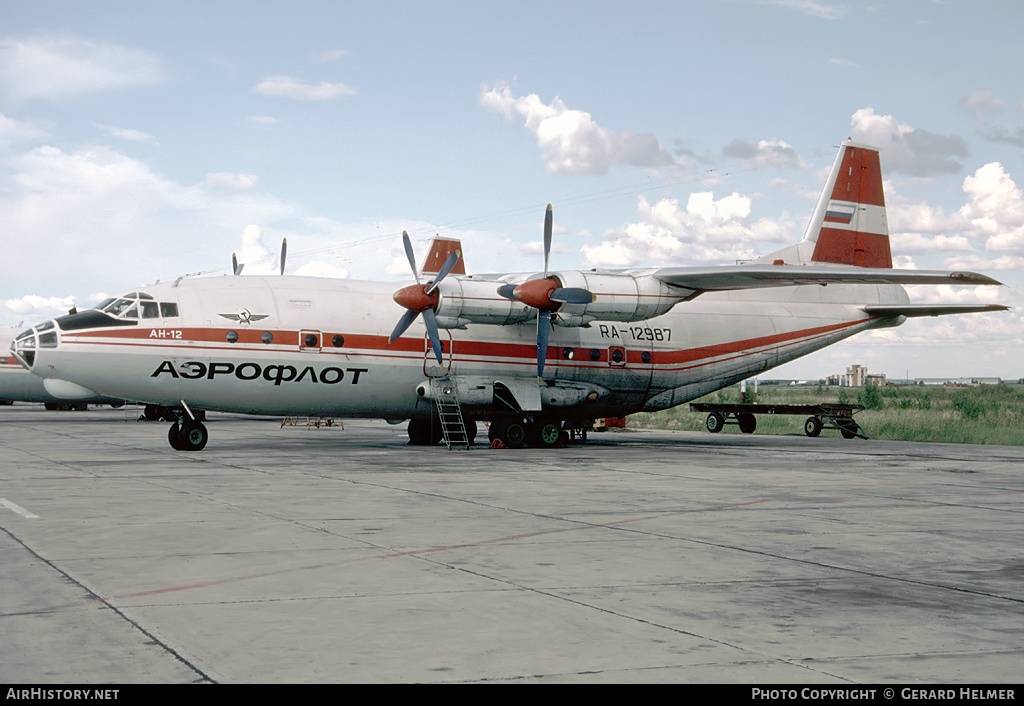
[11,320,58,369]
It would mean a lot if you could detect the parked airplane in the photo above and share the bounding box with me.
[0,330,124,409]
[9,140,1008,450]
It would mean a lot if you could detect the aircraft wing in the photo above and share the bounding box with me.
[647,265,1003,298]
[864,304,1010,318]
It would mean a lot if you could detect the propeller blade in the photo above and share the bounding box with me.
[496,283,518,300]
[425,251,460,295]
[402,231,421,284]
[422,308,445,366]
[550,287,594,305]
[543,204,553,277]
[279,238,288,275]
[388,308,419,344]
[232,253,244,276]
[536,310,551,381]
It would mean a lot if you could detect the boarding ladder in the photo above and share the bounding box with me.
[430,376,470,450]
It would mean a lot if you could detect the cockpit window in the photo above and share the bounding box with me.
[96,292,179,320]
[104,299,138,318]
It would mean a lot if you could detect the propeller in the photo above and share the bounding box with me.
[497,204,594,381]
[388,231,460,366]
[279,238,288,275]
[232,253,244,275]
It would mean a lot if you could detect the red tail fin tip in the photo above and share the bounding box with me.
[810,142,892,269]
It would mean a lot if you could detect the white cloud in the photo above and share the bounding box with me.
[722,138,807,170]
[94,123,157,143]
[0,112,45,149]
[961,89,1024,148]
[757,0,844,20]
[1,294,77,322]
[204,172,259,190]
[581,192,793,267]
[0,144,301,303]
[851,107,968,177]
[480,82,676,175]
[890,232,971,253]
[960,162,1024,252]
[0,35,162,101]
[253,76,356,101]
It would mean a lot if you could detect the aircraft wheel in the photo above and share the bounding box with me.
[407,418,442,445]
[178,420,209,451]
[804,416,823,437]
[737,413,756,434]
[465,420,478,444]
[168,422,185,450]
[705,412,726,433]
[527,420,563,448]
[491,419,527,449]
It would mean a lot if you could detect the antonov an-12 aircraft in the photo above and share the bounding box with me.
[10,140,1009,450]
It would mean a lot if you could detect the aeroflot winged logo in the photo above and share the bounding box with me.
[218,309,269,325]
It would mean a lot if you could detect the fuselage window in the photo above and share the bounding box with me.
[141,302,159,319]
[160,303,179,318]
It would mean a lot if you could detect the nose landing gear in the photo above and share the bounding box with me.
[166,401,208,451]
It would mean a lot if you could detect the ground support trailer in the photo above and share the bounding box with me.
[690,402,868,439]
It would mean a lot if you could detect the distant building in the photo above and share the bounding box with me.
[824,365,885,387]
[846,364,867,387]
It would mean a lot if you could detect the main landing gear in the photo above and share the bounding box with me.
[488,418,567,449]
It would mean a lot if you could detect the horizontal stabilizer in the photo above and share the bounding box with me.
[651,265,1003,297]
[864,304,1010,318]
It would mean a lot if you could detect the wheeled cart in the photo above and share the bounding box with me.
[690,402,868,439]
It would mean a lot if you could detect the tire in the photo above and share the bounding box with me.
[168,422,185,450]
[178,420,209,451]
[527,420,563,448]
[839,421,859,440]
[737,413,756,434]
[491,419,527,449]
[706,412,726,433]
[804,417,822,437]
[408,418,441,445]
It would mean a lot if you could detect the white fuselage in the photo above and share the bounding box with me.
[19,274,906,420]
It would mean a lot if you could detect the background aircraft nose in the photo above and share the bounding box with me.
[11,320,59,369]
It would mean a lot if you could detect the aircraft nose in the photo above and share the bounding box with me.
[11,320,59,369]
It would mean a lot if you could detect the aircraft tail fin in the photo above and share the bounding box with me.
[805,140,892,269]
[420,237,466,277]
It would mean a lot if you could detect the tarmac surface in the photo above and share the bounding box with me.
[1,404,1022,684]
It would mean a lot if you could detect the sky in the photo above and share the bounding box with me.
[1,0,1022,381]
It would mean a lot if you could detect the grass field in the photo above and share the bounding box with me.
[629,382,1024,446]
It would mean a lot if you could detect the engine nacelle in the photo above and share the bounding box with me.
[551,271,684,324]
[432,277,535,327]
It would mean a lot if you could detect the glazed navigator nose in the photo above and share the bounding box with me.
[11,320,58,370]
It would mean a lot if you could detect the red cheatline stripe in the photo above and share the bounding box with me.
[59,318,868,373]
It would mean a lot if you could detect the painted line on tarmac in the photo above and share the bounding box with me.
[0,498,39,519]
